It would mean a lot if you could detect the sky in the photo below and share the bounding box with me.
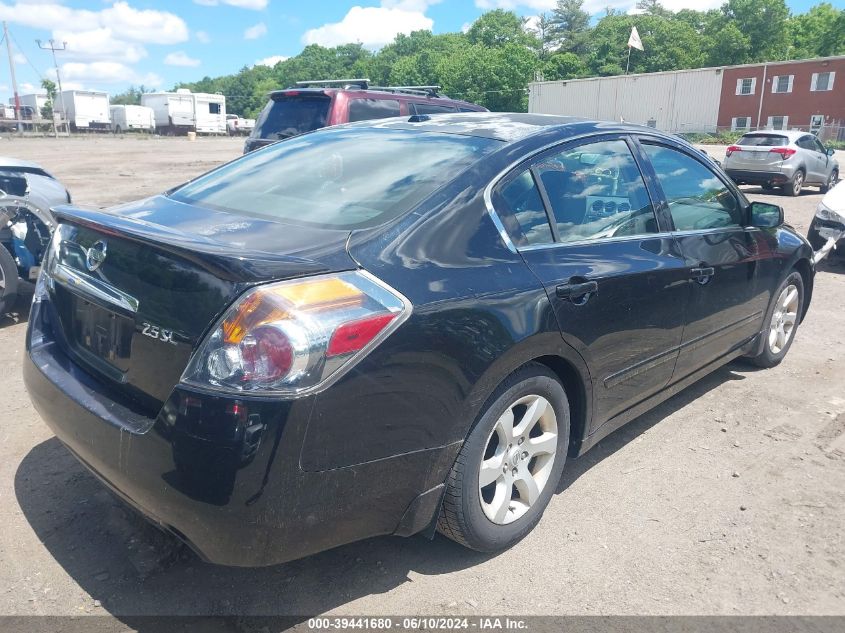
[0,0,822,103]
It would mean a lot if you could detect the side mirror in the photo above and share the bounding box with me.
[749,201,784,228]
[827,148,836,156]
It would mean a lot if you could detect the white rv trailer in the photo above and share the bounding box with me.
[53,90,111,131]
[141,89,226,135]
[109,104,155,133]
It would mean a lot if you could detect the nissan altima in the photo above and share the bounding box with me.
[24,113,818,566]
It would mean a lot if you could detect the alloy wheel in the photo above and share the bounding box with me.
[769,284,799,355]
[478,394,558,525]
[792,172,804,196]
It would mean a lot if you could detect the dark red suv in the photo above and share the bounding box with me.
[243,79,487,153]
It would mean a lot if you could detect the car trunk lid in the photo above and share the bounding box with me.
[45,196,355,410]
[729,134,792,170]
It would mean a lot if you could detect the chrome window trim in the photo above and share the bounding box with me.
[518,231,674,252]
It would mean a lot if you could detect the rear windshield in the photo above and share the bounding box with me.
[252,94,331,141]
[170,127,500,229]
[738,134,789,147]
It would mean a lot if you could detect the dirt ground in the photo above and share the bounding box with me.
[1,136,844,621]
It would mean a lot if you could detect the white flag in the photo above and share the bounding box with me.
[628,26,644,51]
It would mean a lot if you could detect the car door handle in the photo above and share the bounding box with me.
[556,280,598,301]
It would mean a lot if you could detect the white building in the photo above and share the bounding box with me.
[529,66,725,133]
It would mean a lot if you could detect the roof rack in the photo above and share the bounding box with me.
[295,78,370,89]
[369,85,441,97]
[290,80,442,97]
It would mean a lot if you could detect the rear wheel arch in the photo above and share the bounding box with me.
[458,346,592,459]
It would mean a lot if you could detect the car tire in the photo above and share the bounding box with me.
[437,363,570,552]
[748,271,804,368]
[786,169,804,197]
[0,245,19,315]
[821,170,838,194]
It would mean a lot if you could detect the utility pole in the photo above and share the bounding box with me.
[36,38,68,135]
[3,22,22,133]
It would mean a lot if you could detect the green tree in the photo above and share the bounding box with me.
[110,85,153,106]
[549,0,591,54]
[787,3,845,58]
[466,10,535,49]
[40,78,56,120]
[527,13,557,59]
[543,51,588,80]
[635,0,671,17]
[720,0,790,62]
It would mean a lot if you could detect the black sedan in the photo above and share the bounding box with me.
[24,114,817,566]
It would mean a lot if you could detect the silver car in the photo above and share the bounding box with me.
[723,130,839,197]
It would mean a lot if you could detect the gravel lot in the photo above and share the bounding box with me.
[1,136,844,621]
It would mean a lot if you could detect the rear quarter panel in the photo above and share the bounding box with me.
[300,153,592,471]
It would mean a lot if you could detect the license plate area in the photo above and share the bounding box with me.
[69,294,134,374]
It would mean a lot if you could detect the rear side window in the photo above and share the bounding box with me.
[412,102,457,115]
[348,98,401,122]
[253,95,331,141]
[738,134,788,147]
[498,171,554,245]
[643,144,742,231]
[170,128,500,230]
[209,103,221,115]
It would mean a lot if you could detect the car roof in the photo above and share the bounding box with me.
[346,112,670,143]
[742,130,808,141]
[268,87,481,108]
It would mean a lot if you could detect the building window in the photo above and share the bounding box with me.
[731,116,751,131]
[767,115,789,130]
[736,77,756,95]
[772,75,793,93]
[811,72,835,91]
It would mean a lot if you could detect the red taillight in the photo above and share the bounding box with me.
[327,313,396,358]
[769,147,796,159]
[726,145,741,157]
[241,326,294,382]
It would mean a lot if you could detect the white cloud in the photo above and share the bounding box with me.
[13,52,26,64]
[193,0,268,8]
[164,51,201,67]
[0,2,188,45]
[54,28,148,64]
[61,61,161,87]
[302,6,433,48]
[195,30,211,43]
[254,55,288,67]
[244,22,267,40]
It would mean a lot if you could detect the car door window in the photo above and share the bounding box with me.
[412,102,457,115]
[534,139,658,243]
[813,138,827,155]
[642,143,743,231]
[348,98,401,122]
[797,136,816,151]
[497,170,554,245]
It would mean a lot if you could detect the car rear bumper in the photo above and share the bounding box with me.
[24,299,457,566]
[724,168,794,186]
